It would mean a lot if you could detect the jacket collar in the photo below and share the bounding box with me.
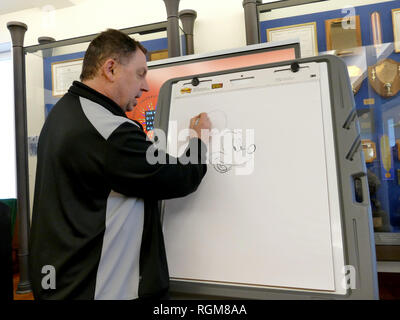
[69,81,144,130]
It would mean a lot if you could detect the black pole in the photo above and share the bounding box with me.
[163,0,181,58]
[38,36,55,58]
[7,21,32,294]
[243,0,261,45]
[179,9,197,55]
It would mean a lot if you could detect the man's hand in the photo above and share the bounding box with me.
[190,113,211,144]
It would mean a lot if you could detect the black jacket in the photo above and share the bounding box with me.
[29,81,207,299]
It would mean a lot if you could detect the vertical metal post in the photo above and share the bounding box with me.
[163,0,181,58]
[38,36,55,58]
[179,9,197,55]
[7,21,32,294]
[243,0,261,45]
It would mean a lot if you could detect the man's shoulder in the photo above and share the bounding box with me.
[78,96,143,141]
[108,121,148,144]
[47,92,80,115]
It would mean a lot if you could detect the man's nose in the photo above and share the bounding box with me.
[142,78,149,92]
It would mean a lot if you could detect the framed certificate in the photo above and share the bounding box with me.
[392,8,400,53]
[266,22,318,58]
[51,58,83,97]
[325,16,362,55]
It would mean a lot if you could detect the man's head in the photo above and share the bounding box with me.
[80,29,149,112]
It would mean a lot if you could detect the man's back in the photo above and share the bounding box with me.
[30,87,116,299]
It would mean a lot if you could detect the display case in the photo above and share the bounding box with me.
[332,43,400,241]
[260,0,400,263]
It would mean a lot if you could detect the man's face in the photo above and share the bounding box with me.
[114,49,149,112]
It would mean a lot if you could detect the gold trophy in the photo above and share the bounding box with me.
[362,139,376,163]
[368,59,400,98]
[380,135,392,179]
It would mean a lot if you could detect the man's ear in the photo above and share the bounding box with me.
[102,58,116,81]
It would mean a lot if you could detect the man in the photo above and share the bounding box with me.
[29,29,211,300]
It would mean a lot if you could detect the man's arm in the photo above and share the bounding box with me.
[104,122,207,200]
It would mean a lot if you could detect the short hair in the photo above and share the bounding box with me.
[80,29,147,81]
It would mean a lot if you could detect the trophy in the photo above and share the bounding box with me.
[368,58,400,98]
[380,135,392,179]
[362,139,376,163]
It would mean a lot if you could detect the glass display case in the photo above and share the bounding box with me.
[324,43,400,244]
[259,0,400,264]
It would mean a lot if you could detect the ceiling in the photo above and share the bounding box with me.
[0,0,86,15]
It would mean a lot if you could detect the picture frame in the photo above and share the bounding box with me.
[266,22,318,58]
[325,16,362,55]
[149,49,168,61]
[51,58,83,97]
[392,8,400,53]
